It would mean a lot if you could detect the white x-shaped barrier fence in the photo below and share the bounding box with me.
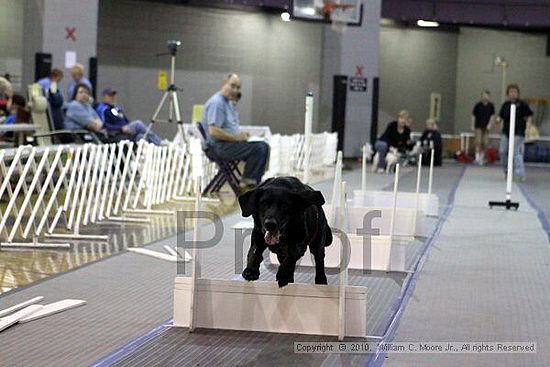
[0,130,337,250]
[0,138,218,249]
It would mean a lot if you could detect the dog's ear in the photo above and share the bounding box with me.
[293,190,325,208]
[238,188,261,217]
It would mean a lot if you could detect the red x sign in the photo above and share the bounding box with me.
[65,27,76,41]
[355,65,365,77]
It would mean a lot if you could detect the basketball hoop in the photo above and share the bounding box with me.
[323,1,357,33]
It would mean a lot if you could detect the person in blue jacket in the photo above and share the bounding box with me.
[96,88,162,145]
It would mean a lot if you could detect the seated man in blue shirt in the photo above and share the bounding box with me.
[96,88,161,145]
[200,73,269,189]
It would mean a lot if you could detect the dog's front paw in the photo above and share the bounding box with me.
[276,270,293,288]
[315,274,328,285]
[242,267,260,281]
[277,277,289,288]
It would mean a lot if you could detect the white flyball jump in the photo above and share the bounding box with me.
[271,153,407,272]
[354,146,439,217]
[173,178,368,339]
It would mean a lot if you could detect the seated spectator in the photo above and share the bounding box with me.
[37,68,64,93]
[95,88,162,145]
[4,94,29,125]
[66,63,92,101]
[37,68,65,129]
[64,83,103,133]
[1,94,30,143]
[419,118,443,166]
[200,73,269,189]
[0,76,13,119]
[374,110,412,173]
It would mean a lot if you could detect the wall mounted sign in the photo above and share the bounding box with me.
[349,76,367,92]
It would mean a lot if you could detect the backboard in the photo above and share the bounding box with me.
[293,0,362,25]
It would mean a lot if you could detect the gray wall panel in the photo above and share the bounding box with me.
[454,27,550,134]
[97,0,323,138]
[0,0,24,90]
[379,27,458,134]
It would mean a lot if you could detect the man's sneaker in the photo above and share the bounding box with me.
[376,168,385,174]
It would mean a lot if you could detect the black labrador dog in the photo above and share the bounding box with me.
[238,177,333,287]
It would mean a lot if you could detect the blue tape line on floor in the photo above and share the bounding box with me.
[89,318,173,367]
[517,183,550,243]
[365,165,467,367]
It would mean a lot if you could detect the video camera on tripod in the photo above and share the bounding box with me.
[167,40,181,56]
[146,40,187,143]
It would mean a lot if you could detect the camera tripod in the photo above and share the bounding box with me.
[146,40,186,143]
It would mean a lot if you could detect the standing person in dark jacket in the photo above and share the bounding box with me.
[95,88,162,145]
[374,110,411,173]
[498,84,533,181]
[471,90,495,165]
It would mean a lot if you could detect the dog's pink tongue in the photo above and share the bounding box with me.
[264,231,280,246]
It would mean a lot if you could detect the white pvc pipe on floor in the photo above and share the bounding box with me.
[0,296,44,318]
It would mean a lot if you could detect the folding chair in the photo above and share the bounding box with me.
[196,122,242,196]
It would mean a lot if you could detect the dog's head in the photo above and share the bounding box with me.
[238,186,325,246]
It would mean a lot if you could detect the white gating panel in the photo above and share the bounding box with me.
[323,132,338,166]
[353,190,439,217]
[173,277,367,337]
[269,234,406,272]
[325,204,432,238]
